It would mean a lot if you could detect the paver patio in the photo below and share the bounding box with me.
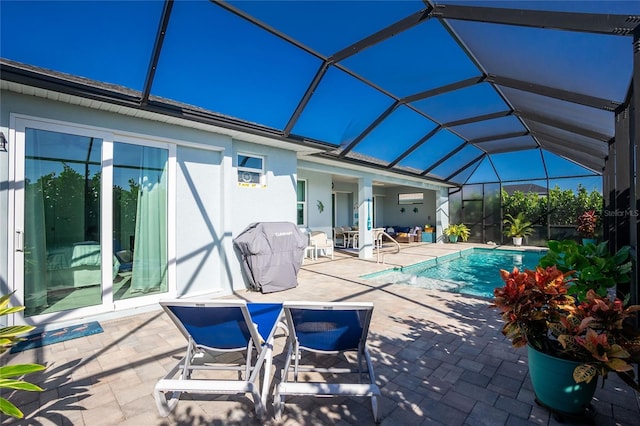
[3,243,640,425]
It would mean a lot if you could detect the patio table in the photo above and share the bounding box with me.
[344,230,359,249]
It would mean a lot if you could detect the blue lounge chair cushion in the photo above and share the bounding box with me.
[167,303,282,350]
[290,309,364,352]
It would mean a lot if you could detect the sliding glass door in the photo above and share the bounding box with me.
[14,119,172,320]
[23,129,103,316]
[112,142,168,300]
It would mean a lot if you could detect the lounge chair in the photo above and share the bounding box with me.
[274,301,380,422]
[154,300,283,418]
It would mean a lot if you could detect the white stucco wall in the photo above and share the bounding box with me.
[382,186,436,229]
[296,169,332,236]
[436,188,450,243]
[175,146,226,297]
[0,90,299,321]
[230,141,298,290]
[333,181,357,228]
[231,141,297,231]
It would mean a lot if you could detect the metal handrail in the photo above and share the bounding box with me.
[376,231,400,264]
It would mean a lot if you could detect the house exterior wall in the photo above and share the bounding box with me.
[230,141,298,290]
[382,186,436,229]
[0,90,298,322]
[332,181,357,228]
[1,89,451,325]
[373,195,385,228]
[297,170,333,236]
[231,141,297,232]
[175,146,225,297]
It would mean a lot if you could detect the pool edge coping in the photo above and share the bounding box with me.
[360,245,548,281]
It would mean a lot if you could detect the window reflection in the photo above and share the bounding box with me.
[24,129,103,316]
[113,143,168,300]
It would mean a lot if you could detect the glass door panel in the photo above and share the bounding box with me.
[112,142,168,300]
[23,129,103,316]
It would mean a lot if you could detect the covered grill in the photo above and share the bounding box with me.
[233,222,307,293]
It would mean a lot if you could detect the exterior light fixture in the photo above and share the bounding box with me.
[0,132,6,151]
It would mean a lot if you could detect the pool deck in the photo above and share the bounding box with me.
[4,242,640,425]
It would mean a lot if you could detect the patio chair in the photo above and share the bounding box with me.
[154,300,284,418]
[309,231,334,259]
[333,227,346,248]
[274,301,380,423]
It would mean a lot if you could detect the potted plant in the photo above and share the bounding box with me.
[503,213,534,246]
[577,210,598,245]
[443,224,469,243]
[538,240,631,301]
[492,266,640,420]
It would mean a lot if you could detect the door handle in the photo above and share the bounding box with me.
[15,230,23,252]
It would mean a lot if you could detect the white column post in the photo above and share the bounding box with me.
[436,188,449,244]
[358,177,373,258]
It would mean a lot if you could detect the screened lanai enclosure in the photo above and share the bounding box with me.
[1,1,640,307]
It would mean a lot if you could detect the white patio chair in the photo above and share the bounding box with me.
[309,231,334,259]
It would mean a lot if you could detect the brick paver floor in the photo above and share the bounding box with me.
[4,243,640,425]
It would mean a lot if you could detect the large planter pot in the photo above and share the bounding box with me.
[582,238,597,246]
[448,235,458,243]
[512,237,523,246]
[527,345,597,418]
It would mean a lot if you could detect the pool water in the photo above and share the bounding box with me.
[365,248,546,298]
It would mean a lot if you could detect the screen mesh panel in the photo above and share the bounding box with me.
[491,150,546,181]
[229,0,423,56]
[353,105,437,164]
[430,145,483,179]
[499,86,614,138]
[446,19,633,101]
[341,19,480,98]
[451,115,526,141]
[542,150,599,179]
[2,1,636,185]
[412,83,507,124]
[473,135,538,154]
[398,129,465,171]
[292,67,394,146]
[153,1,321,130]
[0,1,161,90]
[466,157,499,184]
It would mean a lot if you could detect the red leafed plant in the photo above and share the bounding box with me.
[492,266,640,391]
[576,210,598,239]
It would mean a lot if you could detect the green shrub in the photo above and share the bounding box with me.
[444,224,470,241]
[538,240,631,301]
[0,292,45,419]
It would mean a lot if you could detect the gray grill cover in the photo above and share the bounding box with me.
[233,222,307,293]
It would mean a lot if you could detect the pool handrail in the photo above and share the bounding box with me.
[376,230,401,264]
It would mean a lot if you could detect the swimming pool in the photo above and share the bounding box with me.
[364,248,546,298]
